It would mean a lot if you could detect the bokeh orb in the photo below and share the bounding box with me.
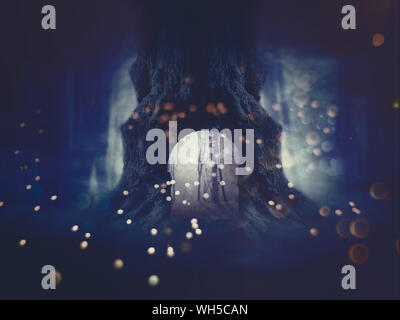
[372,33,385,47]
[350,219,369,239]
[348,243,369,264]
[370,182,388,200]
[319,206,331,217]
[148,275,159,287]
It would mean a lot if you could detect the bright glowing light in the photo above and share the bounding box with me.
[186,232,193,239]
[71,225,79,232]
[319,206,330,217]
[372,33,385,47]
[113,259,124,270]
[148,275,159,287]
[309,228,319,237]
[80,241,88,250]
[150,228,158,236]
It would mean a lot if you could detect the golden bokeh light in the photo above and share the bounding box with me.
[336,219,351,239]
[350,219,369,239]
[348,243,369,264]
[309,228,319,237]
[369,182,388,200]
[19,239,27,247]
[148,275,159,287]
[319,206,330,217]
[113,259,124,270]
[372,33,385,47]
[80,241,88,250]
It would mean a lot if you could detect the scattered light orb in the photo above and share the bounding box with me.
[186,232,193,239]
[84,233,91,239]
[288,194,296,200]
[123,190,129,196]
[288,182,294,188]
[147,247,156,255]
[150,228,158,236]
[327,105,339,118]
[19,239,27,247]
[34,205,40,212]
[166,246,175,258]
[272,103,281,111]
[175,190,180,196]
[192,223,199,230]
[154,184,160,189]
[71,225,79,232]
[126,219,132,225]
[26,184,32,190]
[336,219,351,239]
[80,241,88,250]
[348,243,369,264]
[34,158,40,164]
[35,176,40,181]
[161,189,166,194]
[194,181,200,186]
[393,99,399,109]
[50,195,57,201]
[113,259,124,270]
[166,196,172,202]
[0,201,4,207]
[195,229,202,236]
[370,182,388,200]
[348,201,356,207]
[185,183,191,188]
[311,100,320,109]
[313,148,322,157]
[335,209,343,216]
[319,206,331,217]
[191,218,198,224]
[203,193,209,199]
[352,207,361,215]
[350,219,369,239]
[306,132,320,146]
[310,228,319,237]
[219,181,226,186]
[148,275,159,287]
[268,201,275,206]
[372,33,384,47]
[164,227,173,236]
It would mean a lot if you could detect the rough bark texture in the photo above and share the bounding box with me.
[106,31,312,236]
